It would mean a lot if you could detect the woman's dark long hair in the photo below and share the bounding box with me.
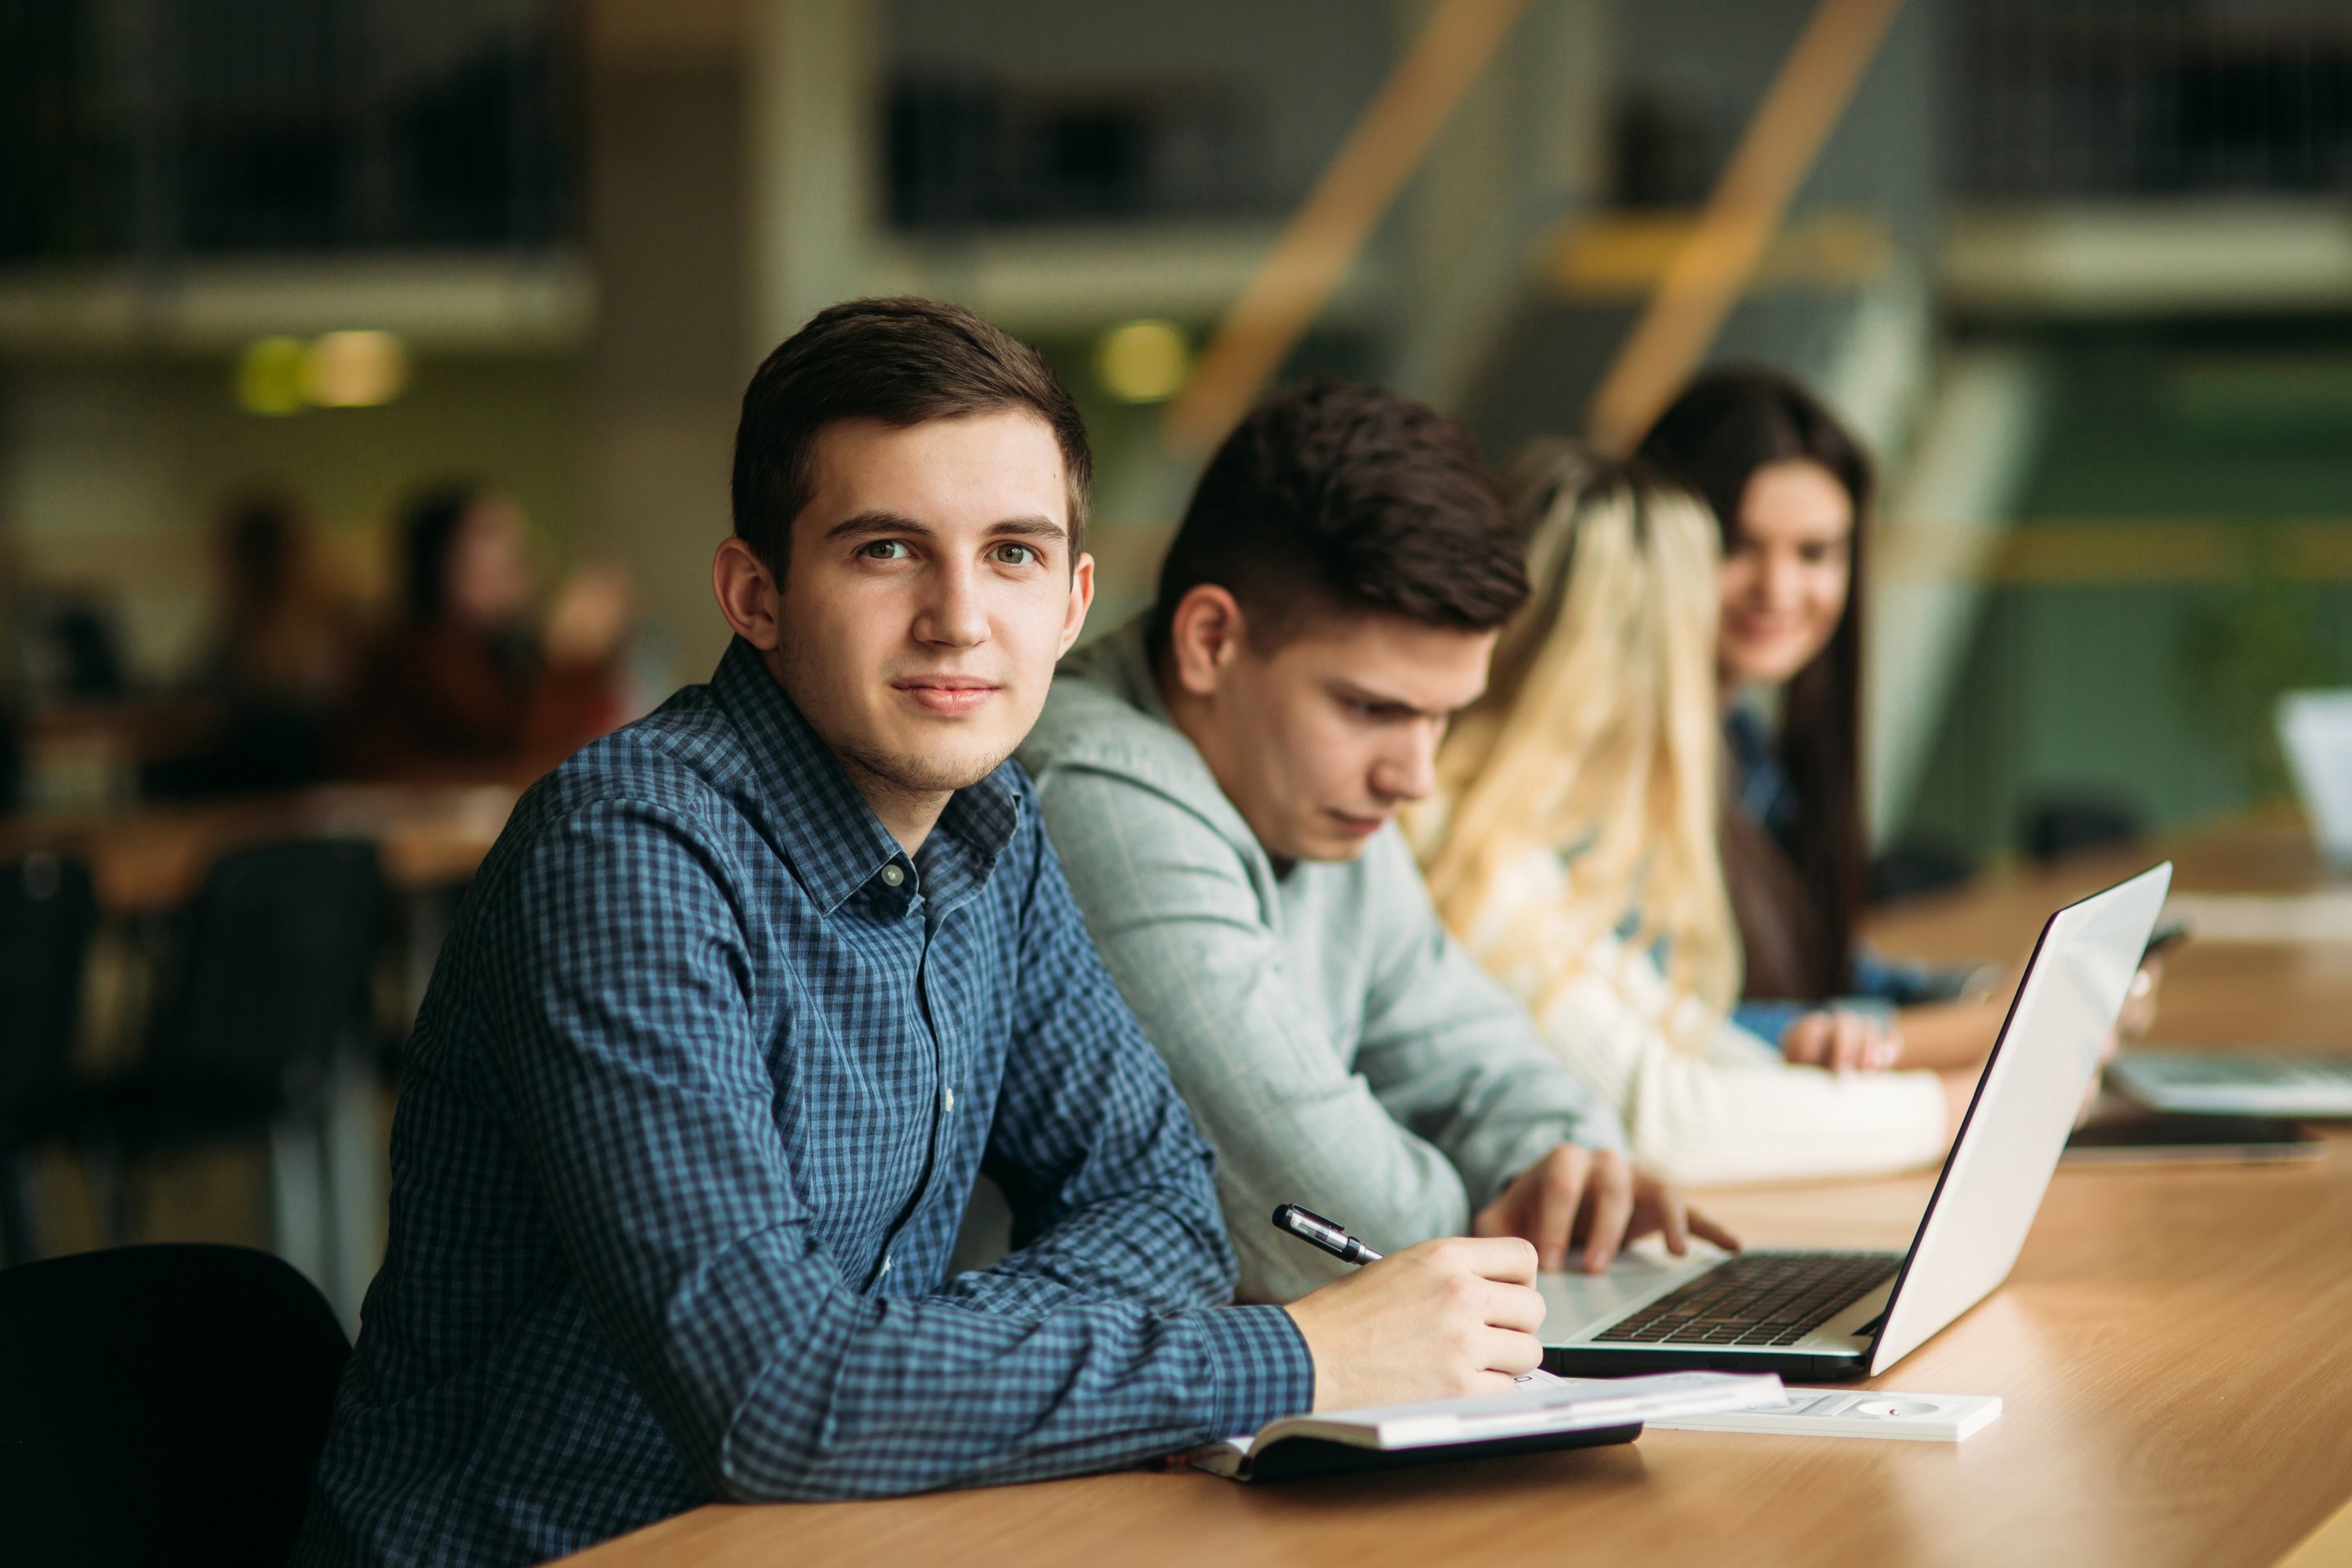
[1635,367,1869,1001]
[398,480,491,627]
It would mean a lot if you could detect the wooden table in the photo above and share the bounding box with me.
[553,825,2351,1566]
[0,782,517,913]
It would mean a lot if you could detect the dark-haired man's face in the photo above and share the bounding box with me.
[1164,591,1495,863]
[719,411,1092,849]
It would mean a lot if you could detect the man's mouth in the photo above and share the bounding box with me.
[1325,808,1388,838]
[893,675,1001,715]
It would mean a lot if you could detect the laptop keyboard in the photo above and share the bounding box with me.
[1597,1252,1900,1348]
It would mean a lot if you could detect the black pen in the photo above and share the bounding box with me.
[1271,1204,1383,1265]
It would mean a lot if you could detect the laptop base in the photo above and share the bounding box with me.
[1544,1343,1869,1382]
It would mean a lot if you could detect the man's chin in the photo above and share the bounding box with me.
[842,728,1018,799]
[874,753,1009,798]
[1281,827,1381,864]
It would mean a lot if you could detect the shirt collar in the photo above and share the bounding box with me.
[709,637,1022,916]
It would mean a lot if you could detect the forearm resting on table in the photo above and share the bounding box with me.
[1897,995,2007,1070]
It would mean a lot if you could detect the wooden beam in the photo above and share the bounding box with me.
[1584,0,1907,455]
[1160,0,1534,459]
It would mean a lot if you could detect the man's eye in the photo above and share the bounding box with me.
[993,542,1040,567]
[861,540,910,561]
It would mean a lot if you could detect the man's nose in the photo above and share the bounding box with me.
[1371,724,1441,804]
[912,560,988,647]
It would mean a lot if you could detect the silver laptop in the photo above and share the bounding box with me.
[2109,1052,2352,1118]
[1541,862,2172,1382]
[2278,690,2352,870]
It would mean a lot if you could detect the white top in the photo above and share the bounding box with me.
[1459,847,1949,1186]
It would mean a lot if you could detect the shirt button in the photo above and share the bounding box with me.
[880,864,905,888]
[942,1086,955,1115]
[880,1254,893,1277]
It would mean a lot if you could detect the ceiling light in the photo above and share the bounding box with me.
[1096,319,1191,404]
[303,330,411,408]
[236,336,309,416]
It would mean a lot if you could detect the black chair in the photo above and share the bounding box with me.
[1869,835,1979,906]
[68,840,383,1258]
[0,1243,350,1566]
[0,854,98,1263]
[0,703,23,813]
[2021,790,2146,865]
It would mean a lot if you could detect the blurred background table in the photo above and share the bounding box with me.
[563,824,2352,1568]
[0,782,517,915]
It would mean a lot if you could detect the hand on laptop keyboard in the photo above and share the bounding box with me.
[1475,1145,1741,1274]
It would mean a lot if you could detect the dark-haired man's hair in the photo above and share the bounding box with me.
[1148,380,1526,657]
[731,297,1092,576]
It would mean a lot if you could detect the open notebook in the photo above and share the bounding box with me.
[1187,1370,1782,1482]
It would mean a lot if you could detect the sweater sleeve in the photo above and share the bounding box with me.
[1466,852,1949,1187]
[1030,761,1523,1303]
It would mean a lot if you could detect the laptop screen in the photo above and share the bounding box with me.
[2278,692,2352,867]
[1867,862,2173,1376]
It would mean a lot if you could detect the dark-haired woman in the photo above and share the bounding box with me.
[1637,368,2155,1075]
[341,483,634,781]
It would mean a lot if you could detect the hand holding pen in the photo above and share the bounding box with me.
[1270,1203,1548,1413]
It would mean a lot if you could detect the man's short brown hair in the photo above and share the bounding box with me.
[731,297,1093,574]
[1148,379,1526,655]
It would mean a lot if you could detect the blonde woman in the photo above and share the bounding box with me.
[1411,445,1974,1185]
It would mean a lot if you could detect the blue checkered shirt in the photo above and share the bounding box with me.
[294,639,1313,1567]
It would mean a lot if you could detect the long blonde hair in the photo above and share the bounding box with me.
[1414,442,1740,1033]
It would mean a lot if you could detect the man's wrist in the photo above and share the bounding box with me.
[1196,1303,1316,1435]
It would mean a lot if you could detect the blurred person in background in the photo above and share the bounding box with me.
[1413,446,1973,1184]
[144,489,358,796]
[1634,368,2160,1075]
[341,481,634,781]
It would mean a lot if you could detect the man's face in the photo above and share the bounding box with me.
[769,412,1091,808]
[1187,611,1497,863]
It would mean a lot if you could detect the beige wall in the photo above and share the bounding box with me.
[583,51,752,688]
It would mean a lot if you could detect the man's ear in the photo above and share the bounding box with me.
[712,537,783,650]
[1058,552,1097,659]
[1165,584,1248,697]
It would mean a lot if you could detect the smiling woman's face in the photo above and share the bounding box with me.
[445,494,533,632]
[1717,458,1854,689]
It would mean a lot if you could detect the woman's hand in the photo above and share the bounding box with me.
[2116,956,2165,1042]
[1780,1009,1901,1072]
